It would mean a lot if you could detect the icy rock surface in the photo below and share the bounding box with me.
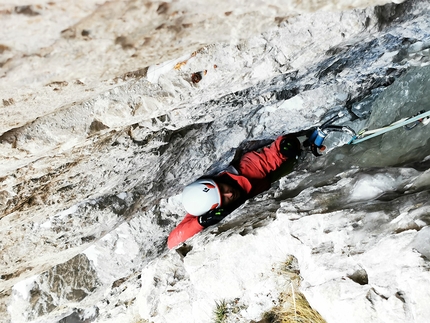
[2,0,430,322]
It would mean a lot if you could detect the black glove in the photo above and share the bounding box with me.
[280,136,301,159]
[198,208,228,228]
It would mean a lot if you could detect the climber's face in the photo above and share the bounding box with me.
[218,182,241,207]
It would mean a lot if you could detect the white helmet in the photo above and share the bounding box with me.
[182,178,221,216]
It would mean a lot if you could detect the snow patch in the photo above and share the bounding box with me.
[410,226,430,259]
[11,275,38,302]
[116,192,127,200]
[84,245,101,267]
[40,220,52,229]
[147,54,193,84]
[56,204,79,219]
[349,173,398,202]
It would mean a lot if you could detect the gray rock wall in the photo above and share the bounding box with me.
[4,0,430,322]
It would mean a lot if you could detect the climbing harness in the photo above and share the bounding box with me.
[304,110,430,156]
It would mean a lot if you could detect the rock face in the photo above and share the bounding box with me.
[2,0,430,322]
[0,0,397,135]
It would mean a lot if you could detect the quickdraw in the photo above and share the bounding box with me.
[304,110,430,156]
[348,110,430,145]
[303,112,355,156]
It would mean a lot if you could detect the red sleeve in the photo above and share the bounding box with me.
[167,213,204,249]
[237,135,299,196]
[238,135,290,180]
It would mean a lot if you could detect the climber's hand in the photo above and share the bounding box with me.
[198,208,227,228]
[280,136,301,159]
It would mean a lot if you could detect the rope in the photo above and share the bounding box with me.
[349,110,430,145]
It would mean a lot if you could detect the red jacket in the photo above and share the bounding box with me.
[167,135,296,249]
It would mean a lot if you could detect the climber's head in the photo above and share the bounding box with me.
[181,178,241,215]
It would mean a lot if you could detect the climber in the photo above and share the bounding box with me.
[167,134,302,249]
